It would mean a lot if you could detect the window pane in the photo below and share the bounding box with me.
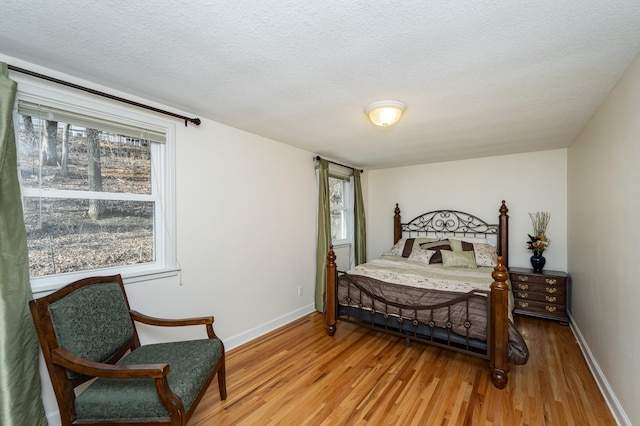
[330,209,346,241]
[23,198,154,277]
[329,177,344,208]
[17,115,151,194]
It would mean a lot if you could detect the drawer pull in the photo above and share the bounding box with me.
[545,296,557,302]
[546,287,557,294]
[517,284,529,290]
[545,306,557,313]
[545,278,557,285]
[517,276,529,282]
[518,292,528,299]
[518,301,529,308]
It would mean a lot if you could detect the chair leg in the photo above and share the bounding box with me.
[218,359,227,400]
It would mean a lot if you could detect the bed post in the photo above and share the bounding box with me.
[489,256,510,389]
[498,200,509,269]
[325,245,337,336]
[394,203,402,244]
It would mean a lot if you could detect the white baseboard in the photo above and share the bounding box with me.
[569,313,631,426]
[223,303,316,351]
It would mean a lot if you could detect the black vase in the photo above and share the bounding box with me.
[530,253,546,273]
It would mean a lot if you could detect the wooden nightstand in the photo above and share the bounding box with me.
[509,267,569,324]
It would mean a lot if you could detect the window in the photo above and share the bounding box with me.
[14,86,176,293]
[329,175,352,245]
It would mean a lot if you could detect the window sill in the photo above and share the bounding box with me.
[31,267,180,297]
[332,242,352,248]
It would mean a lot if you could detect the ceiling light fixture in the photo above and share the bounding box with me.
[365,100,407,127]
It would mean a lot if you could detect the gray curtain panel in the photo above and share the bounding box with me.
[0,62,47,426]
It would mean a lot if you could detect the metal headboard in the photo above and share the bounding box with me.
[401,209,498,237]
[392,201,509,267]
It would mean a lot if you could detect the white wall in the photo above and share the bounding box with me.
[126,116,317,345]
[366,150,568,272]
[567,53,640,426]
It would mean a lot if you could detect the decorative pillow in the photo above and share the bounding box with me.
[419,240,452,264]
[449,239,475,252]
[473,242,498,267]
[400,238,417,257]
[382,237,438,257]
[441,249,478,268]
[382,239,407,257]
[408,249,436,264]
[402,237,438,257]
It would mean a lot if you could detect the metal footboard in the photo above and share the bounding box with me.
[336,272,491,359]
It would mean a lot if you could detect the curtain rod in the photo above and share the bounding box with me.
[7,64,201,127]
[314,156,363,173]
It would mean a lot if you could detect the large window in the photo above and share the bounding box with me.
[14,87,176,293]
[329,175,352,245]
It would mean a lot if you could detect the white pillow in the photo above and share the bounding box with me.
[382,239,407,256]
[473,242,498,267]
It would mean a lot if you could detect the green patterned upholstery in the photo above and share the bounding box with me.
[48,282,134,379]
[30,274,227,425]
[74,338,223,421]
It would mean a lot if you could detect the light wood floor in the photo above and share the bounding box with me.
[191,312,615,425]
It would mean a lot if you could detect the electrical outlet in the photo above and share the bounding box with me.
[297,286,303,297]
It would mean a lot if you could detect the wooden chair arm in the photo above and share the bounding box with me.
[52,347,185,419]
[130,310,214,327]
[51,347,169,379]
[130,310,218,339]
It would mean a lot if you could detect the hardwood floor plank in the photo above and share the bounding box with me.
[190,313,615,425]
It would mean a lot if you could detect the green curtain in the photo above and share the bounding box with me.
[314,159,330,312]
[0,63,47,426]
[353,169,366,265]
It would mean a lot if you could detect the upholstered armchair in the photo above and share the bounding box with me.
[29,274,226,426]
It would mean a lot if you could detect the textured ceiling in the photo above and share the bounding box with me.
[2,1,640,169]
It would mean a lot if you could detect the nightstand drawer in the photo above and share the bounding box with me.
[513,290,564,304]
[513,299,566,319]
[512,281,566,297]
[510,272,567,287]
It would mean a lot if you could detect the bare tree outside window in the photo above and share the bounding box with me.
[23,115,36,145]
[87,128,104,220]
[61,123,70,177]
[41,120,58,166]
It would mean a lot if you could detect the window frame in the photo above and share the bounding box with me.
[13,78,178,295]
[329,172,353,247]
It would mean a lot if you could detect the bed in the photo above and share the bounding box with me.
[324,200,528,389]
